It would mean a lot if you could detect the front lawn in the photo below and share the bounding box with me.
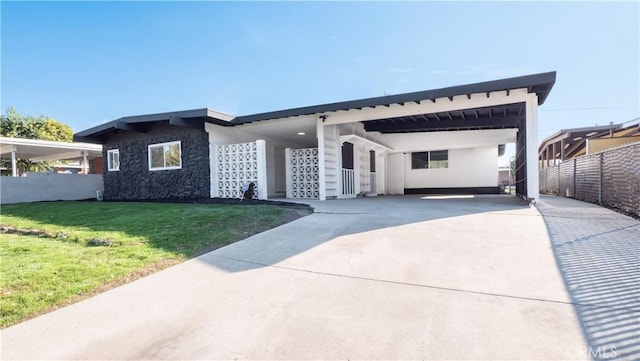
[0,201,310,328]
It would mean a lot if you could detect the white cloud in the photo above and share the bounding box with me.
[387,68,415,73]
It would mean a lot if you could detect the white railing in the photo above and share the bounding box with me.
[370,172,376,194]
[342,168,355,196]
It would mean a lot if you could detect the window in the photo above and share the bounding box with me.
[429,150,449,168]
[107,149,119,171]
[148,141,182,171]
[370,150,376,173]
[411,152,429,169]
[342,142,354,170]
[411,150,448,169]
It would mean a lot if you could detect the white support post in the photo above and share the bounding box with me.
[256,140,268,200]
[353,145,361,196]
[376,152,385,195]
[82,151,89,175]
[525,93,540,201]
[11,146,17,177]
[316,117,327,200]
[285,148,293,198]
[211,143,219,198]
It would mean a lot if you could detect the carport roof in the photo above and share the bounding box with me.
[232,71,556,125]
[75,71,556,142]
[0,137,103,162]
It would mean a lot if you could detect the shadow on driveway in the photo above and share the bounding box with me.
[537,196,640,361]
[200,194,530,272]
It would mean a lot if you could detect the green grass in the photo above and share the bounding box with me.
[0,201,310,328]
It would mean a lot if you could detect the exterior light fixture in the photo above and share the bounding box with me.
[297,132,305,136]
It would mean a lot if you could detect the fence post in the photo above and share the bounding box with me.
[573,158,577,198]
[598,152,603,205]
[556,165,560,195]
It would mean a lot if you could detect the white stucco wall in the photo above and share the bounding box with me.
[382,129,514,192]
[1,173,104,204]
[403,147,498,189]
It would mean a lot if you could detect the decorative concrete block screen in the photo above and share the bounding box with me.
[215,140,267,199]
[286,148,319,198]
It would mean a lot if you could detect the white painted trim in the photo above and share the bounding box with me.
[107,149,119,171]
[338,134,392,151]
[206,109,235,122]
[256,139,268,200]
[316,118,327,200]
[210,140,219,198]
[11,146,17,177]
[0,136,102,152]
[525,93,539,201]
[322,89,529,125]
[285,148,293,198]
[148,141,182,171]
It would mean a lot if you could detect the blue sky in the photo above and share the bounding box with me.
[2,1,639,145]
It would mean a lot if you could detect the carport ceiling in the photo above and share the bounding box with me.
[363,103,525,133]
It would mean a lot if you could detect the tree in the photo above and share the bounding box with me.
[1,107,75,174]
[1,107,73,141]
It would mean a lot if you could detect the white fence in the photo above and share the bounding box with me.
[1,173,104,204]
[342,168,355,196]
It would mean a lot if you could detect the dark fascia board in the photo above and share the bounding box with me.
[76,72,557,142]
[74,108,231,143]
[231,71,556,125]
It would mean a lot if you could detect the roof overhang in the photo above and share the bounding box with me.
[0,137,103,162]
[74,71,556,143]
[74,108,234,143]
[230,71,555,125]
[538,123,623,157]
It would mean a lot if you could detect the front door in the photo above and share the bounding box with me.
[341,142,355,197]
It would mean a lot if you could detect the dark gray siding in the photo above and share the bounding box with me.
[103,122,210,200]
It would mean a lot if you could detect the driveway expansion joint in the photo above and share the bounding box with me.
[210,254,634,312]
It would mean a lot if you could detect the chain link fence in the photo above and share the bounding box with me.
[539,141,640,217]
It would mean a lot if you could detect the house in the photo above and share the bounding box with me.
[74,72,556,201]
[539,120,640,168]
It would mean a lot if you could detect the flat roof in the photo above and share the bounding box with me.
[0,137,102,162]
[75,71,556,143]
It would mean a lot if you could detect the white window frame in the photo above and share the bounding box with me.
[107,149,120,171]
[148,141,182,171]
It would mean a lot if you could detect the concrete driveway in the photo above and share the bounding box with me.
[1,195,587,360]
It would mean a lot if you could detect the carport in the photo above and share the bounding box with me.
[0,136,103,176]
[226,72,556,201]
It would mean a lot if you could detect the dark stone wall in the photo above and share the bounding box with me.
[103,122,210,200]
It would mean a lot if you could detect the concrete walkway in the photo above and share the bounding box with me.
[536,195,640,361]
[2,195,590,360]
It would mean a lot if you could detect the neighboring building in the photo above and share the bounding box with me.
[0,137,104,204]
[74,72,556,201]
[0,137,103,176]
[538,121,640,168]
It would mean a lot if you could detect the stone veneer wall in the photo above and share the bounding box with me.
[103,125,210,200]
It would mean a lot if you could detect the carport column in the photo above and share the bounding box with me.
[285,148,293,198]
[11,146,17,177]
[316,117,327,200]
[256,140,268,200]
[82,151,89,174]
[525,93,540,201]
